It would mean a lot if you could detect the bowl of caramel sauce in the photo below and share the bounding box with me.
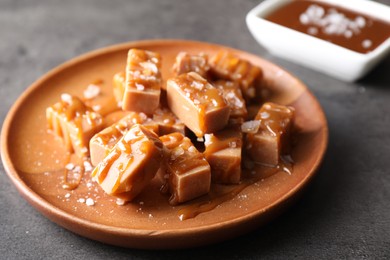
[246,0,390,81]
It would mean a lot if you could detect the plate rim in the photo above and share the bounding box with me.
[0,39,329,247]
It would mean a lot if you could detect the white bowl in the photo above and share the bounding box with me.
[246,0,390,82]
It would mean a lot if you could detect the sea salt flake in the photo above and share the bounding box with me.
[83,84,101,99]
[86,198,95,206]
[362,39,372,49]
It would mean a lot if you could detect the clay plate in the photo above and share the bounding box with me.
[1,40,328,249]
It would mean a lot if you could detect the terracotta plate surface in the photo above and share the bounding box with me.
[1,40,328,249]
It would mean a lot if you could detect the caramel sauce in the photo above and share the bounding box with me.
[177,161,291,220]
[265,0,390,54]
[127,49,162,91]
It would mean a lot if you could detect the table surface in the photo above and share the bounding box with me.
[1,0,389,258]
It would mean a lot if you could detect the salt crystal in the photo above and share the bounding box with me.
[65,193,71,198]
[65,163,75,171]
[241,120,260,134]
[61,93,73,104]
[197,137,204,142]
[116,198,126,206]
[300,13,310,25]
[86,198,95,206]
[83,161,93,172]
[83,84,101,99]
[362,39,372,49]
[135,83,145,91]
[188,146,197,153]
[355,16,366,28]
[78,198,85,203]
[308,27,318,35]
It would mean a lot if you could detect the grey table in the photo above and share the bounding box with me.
[1,0,389,259]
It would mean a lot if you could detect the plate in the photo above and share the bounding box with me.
[1,39,328,249]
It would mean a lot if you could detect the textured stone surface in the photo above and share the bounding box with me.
[1,0,389,258]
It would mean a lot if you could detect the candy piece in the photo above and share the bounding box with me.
[46,94,104,158]
[89,112,158,166]
[245,102,294,166]
[92,124,163,201]
[122,49,162,115]
[210,51,262,100]
[213,80,247,119]
[172,52,210,78]
[153,107,186,136]
[204,126,243,184]
[167,72,230,137]
[160,132,211,205]
[113,72,125,105]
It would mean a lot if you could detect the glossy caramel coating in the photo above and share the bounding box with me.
[213,80,247,119]
[204,126,242,184]
[210,51,262,100]
[122,49,162,115]
[46,94,104,158]
[172,52,210,78]
[91,124,163,202]
[89,112,158,166]
[167,72,230,137]
[246,102,294,166]
[152,107,186,136]
[159,132,211,205]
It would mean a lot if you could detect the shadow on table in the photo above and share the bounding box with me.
[357,54,390,89]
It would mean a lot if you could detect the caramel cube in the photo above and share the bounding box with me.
[46,94,104,158]
[210,51,262,100]
[122,49,162,115]
[204,126,243,184]
[89,112,159,166]
[92,124,163,201]
[172,52,210,78]
[153,107,186,136]
[245,102,294,166]
[113,72,125,105]
[213,80,247,119]
[160,132,211,205]
[167,72,230,137]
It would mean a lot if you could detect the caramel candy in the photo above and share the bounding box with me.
[167,72,230,137]
[90,112,159,166]
[92,124,163,201]
[153,107,186,136]
[46,94,104,158]
[245,102,294,166]
[160,132,211,205]
[213,80,247,119]
[172,52,210,78]
[113,72,125,105]
[122,49,162,115]
[204,126,243,184]
[210,51,262,100]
